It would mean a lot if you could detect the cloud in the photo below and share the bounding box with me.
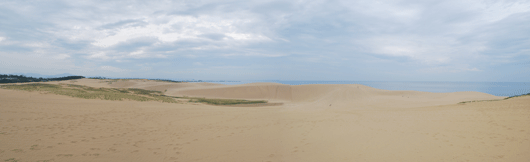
[0,0,529,81]
[54,54,70,60]
[97,19,148,30]
[418,66,482,73]
[90,15,270,48]
[99,65,126,73]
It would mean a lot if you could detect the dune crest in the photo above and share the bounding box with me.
[52,79,503,108]
[165,82,503,108]
[1,79,528,162]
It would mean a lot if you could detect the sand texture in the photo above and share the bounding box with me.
[1,79,529,162]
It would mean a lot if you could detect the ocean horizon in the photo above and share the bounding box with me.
[206,81,530,97]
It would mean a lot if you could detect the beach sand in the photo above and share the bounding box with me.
[1,79,529,162]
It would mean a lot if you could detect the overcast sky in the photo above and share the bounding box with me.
[0,0,529,81]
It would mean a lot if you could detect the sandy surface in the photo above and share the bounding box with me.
[1,79,529,162]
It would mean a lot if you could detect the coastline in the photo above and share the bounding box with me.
[207,80,530,97]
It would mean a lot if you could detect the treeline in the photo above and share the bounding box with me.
[0,74,85,83]
[89,76,183,83]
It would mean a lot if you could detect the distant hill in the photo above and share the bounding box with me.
[0,74,85,83]
[9,73,77,78]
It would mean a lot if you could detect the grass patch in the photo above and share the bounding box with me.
[458,99,503,104]
[4,158,19,162]
[459,93,530,104]
[36,160,52,162]
[187,97,267,105]
[56,154,73,157]
[504,93,530,100]
[1,83,271,105]
[10,149,23,153]
[128,88,161,95]
[0,83,177,103]
[30,145,39,150]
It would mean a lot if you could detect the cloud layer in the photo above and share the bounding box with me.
[0,0,529,81]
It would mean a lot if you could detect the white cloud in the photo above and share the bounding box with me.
[221,53,286,57]
[91,15,270,48]
[99,65,126,73]
[468,0,530,23]
[24,42,50,48]
[54,54,70,60]
[418,66,482,73]
[87,52,110,60]
[358,36,459,64]
[1,0,529,81]
[466,67,481,72]
[342,0,422,23]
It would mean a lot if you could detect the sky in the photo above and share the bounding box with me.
[0,0,529,81]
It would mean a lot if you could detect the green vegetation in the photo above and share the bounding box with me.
[0,74,84,83]
[0,83,270,105]
[459,93,530,104]
[0,83,177,103]
[89,76,183,83]
[30,145,39,150]
[187,97,267,105]
[36,160,52,162]
[4,158,19,162]
[128,88,159,95]
[10,149,23,153]
[458,99,503,104]
[504,93,530,99]
[56,154,73,157]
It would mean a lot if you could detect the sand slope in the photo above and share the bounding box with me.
[58,79,503,107]
[166,82,503,108]
[1,79,527,162]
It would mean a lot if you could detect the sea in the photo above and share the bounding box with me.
[205,81,530,97]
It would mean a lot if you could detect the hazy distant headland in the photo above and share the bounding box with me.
[2,74,529,97]
[0,74,239,84]
[0,74,85,83]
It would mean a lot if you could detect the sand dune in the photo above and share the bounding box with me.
[1,79,528,162]
[61,79,503,107]
[167,82,503,108]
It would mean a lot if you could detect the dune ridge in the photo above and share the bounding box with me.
[1,78,529,162]
[53,79,505,108]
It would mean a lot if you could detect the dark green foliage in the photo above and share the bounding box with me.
[128,88,161,95]
[458,93,530,104]
[0,74,84,83]
[504,93,530,99]
[88,76,108,79]
[88,76,183,83]
[1,83,270,105]
[117,89,130,93]
[0,83,176,103]
[188,97,267,105]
